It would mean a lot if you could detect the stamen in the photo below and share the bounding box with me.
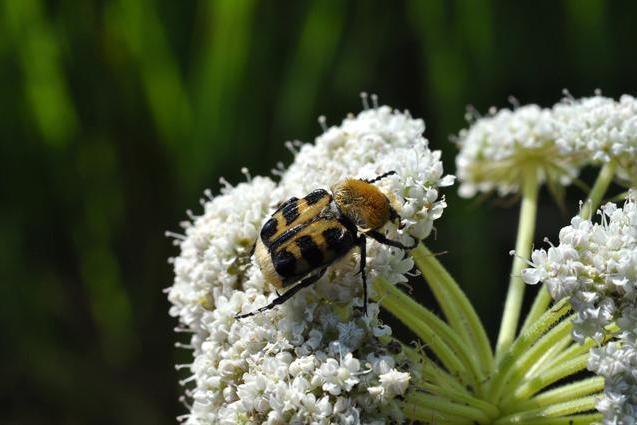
[179,395,192,410]
[240,167,252,181]
[165,231,186,240]
[218,178,232,191]
[360,92,369,110]
[508,95,520,108]
[179,374,196,386]
[176,414,190,422]
[509,249,536,267]
[284,140,299,155]
[371,93,379,109]
[175,363,193,370]
[465,104,481,122]
[318,115,327,131]
[562,88,574,102]
[271,161,286,177]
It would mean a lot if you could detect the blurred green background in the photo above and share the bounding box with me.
[2,0,636,423]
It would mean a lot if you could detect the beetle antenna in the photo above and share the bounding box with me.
[364,170,397,184]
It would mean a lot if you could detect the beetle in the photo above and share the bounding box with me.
[235,171,415,319]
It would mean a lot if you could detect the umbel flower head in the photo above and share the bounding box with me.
[523,195,637,425]
[553,93,637,185]
[167,101,452,424]
[456,93,637,199]
[455,104,582,198]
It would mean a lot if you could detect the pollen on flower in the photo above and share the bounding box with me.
[167,101,452,424]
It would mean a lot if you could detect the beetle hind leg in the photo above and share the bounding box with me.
[235,268,327,319]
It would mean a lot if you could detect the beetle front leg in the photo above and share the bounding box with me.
[358,235,368,316]
[364,229,417,250]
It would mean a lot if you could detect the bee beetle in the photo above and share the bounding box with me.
[236,171,415,319]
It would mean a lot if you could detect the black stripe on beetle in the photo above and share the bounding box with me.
[261,217,279,242]
[305,189,328,205]
[272,249,298,277]
[296,235,324,268]
[282,202,300,225]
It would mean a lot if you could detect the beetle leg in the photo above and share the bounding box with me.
[235,268,327,319]
[364,229,417,250]
[357,235,368,316]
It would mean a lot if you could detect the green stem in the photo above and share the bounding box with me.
[373,279,468,382]
[402,342,469,394]
[506,377,603,413]
[420,382,500,419]
[580,160,617,219]
[493,396,598,425]
[406,392,492,424]
[496,168,540,356]
[520,286,552,334]
[511,353,590,401]
[525,334,572,380]
[540,324,617,374]
[499,316,574,404]
[402,401,474,425]
[412,244,494,375]
[373,277,485,392]
[488,298,571,403]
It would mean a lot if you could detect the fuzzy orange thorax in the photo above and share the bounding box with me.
[332,179,391,230]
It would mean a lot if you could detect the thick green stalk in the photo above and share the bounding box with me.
[420,382,500,419]
[499,316,574,404]
[406,392,492,424]
[402,401,474,425]
[373,279,468,383]
[540,324,617,374]
[488,298,571,403]
[580,160,617,219]
[511,354,590,401]
[525,334,572,378]
[373,277,485,391]
[402,343,469,394]
[496,169,540,356]
[495,414,602,425]
[412,244,494,374]
[506,377,603,413]
[493,396,598,424]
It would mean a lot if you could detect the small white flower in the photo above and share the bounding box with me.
[379,369,411,398]
[316,353,361,396]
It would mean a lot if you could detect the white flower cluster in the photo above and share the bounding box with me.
[554,94,637,184]
[523,198,637,343]
[589,335,637,425]
[167,104,451,424]
[455,104,580,197]
[523,197,637,424]
[455,94,637,197]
